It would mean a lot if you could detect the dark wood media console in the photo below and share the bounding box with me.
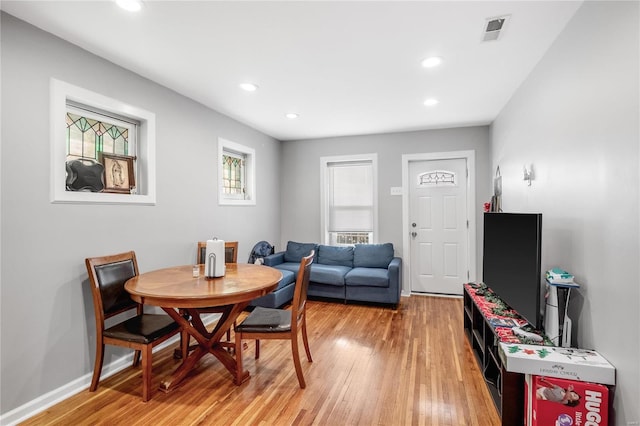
[463,283,549,425]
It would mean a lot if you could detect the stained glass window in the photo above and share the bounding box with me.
[418,170,456,186]
[218,138,255,205]
[52,79,155,204]
[66,110,131,161]
[222,151,245,197]
[64,103,138,194]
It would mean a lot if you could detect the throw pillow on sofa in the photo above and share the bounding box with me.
[284,241,318,263]
[317,245,354,268]
[353,243,394,268]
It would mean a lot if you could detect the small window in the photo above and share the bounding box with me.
[321,154,378,245]
[50,79,156,205]
[221,150,246,200]
[65,103,138,193]
[218,138,255,205]
[418,170,457,187]
[66,105,135,160]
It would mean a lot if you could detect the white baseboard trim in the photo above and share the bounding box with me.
[410,292,463,299]
[0,313,220,426]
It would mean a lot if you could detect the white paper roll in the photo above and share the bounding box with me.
[204,238,226,277]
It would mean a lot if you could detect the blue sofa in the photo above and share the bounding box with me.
[251,241,402,309]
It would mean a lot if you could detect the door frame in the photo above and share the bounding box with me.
[401,150,477,296]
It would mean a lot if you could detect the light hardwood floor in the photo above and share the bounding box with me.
[21,296,501,425]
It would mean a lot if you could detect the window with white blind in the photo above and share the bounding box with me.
[321,154,378,245]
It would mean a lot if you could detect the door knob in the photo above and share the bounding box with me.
[411,232,417,238]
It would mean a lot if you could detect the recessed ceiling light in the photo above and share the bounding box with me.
[116,0,143,12]
[285,113,299,119]
[423,98,439,107]
[239,83,259,92]
[421,56,442,68]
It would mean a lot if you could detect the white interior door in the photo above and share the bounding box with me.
[409,158,468,295]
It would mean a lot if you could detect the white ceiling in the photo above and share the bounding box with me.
[2,1,582,141]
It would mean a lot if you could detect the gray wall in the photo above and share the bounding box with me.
[280,126,492,286]
[3,1,638,423]
[491,1,639,424]
[0,13,282,414]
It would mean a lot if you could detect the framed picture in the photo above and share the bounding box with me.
[101,153,136,193]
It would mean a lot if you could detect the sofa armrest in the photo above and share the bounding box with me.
[263,251,285,267]
[388,257,402,302]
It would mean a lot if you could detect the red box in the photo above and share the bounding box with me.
[525,375,609,426]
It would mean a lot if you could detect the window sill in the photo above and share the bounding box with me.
[52,191,156,205]
[218,198,256,206]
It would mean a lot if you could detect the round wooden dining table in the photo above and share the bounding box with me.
[125,263,282,391]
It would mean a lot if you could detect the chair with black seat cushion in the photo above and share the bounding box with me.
[85,251,180,402]
[234,250,314,388]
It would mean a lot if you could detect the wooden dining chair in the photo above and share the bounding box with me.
[197,240,238,264]
[179,241,239,357]
[85,251,180,402]
[234,250,314,388]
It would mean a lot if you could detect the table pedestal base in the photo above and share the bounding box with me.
[161,303,250,392]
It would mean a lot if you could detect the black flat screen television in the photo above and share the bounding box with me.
[483,212,543,329]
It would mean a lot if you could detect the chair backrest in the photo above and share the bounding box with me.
[197,241,238,264]
[225,241,238,263]
[85,251,139,323]
[291,250,314,323]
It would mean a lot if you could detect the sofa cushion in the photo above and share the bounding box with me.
[310,264,351,286]
[273,262,301,274]
[345,267,390,288]
[353,243,394,268]
[317,245,354,268]
[274,269,296,291]
[284,241,318,263]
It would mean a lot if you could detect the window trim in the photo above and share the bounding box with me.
[320,153,378,245]
[50,78,156,205]
[217,138,256,206]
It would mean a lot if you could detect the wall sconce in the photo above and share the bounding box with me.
[523,164,534,186]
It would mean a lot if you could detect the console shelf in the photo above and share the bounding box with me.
[463,283,548,425]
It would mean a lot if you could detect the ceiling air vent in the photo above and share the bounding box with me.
[483,15,509,42]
